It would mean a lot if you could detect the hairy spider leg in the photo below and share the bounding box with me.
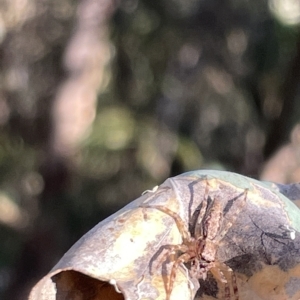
[166,251,193,300]
[141,205,191,242]
[210,262,237,300]
[215,189,249,242]
[231,269,239,300]
[219,263,240,300]
[148,243,188,275]
[140,205,195,299]
[194,179,210,238]
[147,242,192,300]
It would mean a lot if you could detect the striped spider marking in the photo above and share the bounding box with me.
[141,181,248,300]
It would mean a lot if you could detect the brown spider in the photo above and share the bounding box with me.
[141,181,248,300]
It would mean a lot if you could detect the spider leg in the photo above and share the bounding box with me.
[195,179,210,233]
[211,261,240,300]
[148,242,192,300]
[149,243,189,275]
[210,265,231,300]
[224,266,239,300]
[231,271,239,300]
[224,280,231,300]
[209,264,227,283]
[140,205,196,299]
[213,189,248,242]
[195,179,223,240]
[166,252,192,300]
[140,205,191,242]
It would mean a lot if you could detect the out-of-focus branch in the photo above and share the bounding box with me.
[260,124,300,183]
[52,0,116,158]
[264,36,300,157]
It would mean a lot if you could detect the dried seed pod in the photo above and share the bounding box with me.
[29,170,300,300]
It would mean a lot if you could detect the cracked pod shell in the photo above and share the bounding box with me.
[29,170,300,300]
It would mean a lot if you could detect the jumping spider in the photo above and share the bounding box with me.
[141,181,248,300]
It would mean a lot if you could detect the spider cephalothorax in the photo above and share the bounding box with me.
[141,181,248,300]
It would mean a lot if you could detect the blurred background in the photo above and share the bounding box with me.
[1,0,300,298]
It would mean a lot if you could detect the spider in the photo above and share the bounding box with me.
[141,181,248,300]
